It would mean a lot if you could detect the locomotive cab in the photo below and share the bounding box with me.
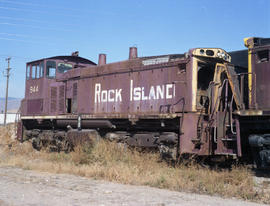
[20,54,96,117]
[23,60,45,115]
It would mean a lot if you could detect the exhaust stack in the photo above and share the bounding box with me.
[98,54,106,65]
[129,47,138,59]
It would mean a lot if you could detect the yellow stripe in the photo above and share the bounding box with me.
[244,37,251,48]
[192,58,197,111]
[248,49,252,107]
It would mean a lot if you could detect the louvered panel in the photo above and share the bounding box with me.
[73,83,77,98]
[58,85,65,113]
[50,87,57,113]
[72,82,78,112]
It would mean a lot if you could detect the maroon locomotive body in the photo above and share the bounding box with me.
[17,38,270,168]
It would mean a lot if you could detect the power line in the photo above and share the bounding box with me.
[0,0,84,13]
[0,32,48,40]
[0,54,33,60]
[0,36,55,46]
[0,36,37,43]
[0,22,73,32]
[0,16,78,27]
[0,32,65,45]
[0,2,114,17]
[0,6,81,18]
[0,0,48,7]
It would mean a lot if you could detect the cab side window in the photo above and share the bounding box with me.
[46,61,56,78]
[257,50,269,63]
[40,62,44,78]
[36,65,40,78]
[26,65,30,80]
[32,65,36,79]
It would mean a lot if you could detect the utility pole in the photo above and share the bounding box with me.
[4,57,11,126]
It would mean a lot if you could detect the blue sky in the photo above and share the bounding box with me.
[0,0,269,98]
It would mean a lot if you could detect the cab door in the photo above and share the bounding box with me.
[65,80,78,114]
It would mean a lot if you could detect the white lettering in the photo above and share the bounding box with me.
[115,89,122,102]
[157,85,164,99]
[149,86,156,100]
[30,85,39,94]
[130,80,133,101]
[142,87,148,100]
[101,90,107,102]
[166,84,173,99]
[133,87,141,101]
[94,83,122,103]
[94,81,176,104]
[94,83,101,103]
[108,90,115,102]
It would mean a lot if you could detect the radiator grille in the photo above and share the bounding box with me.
[73,83,77,98]
[72,82,78,112]
[50,87,57,113]
[58,85,65,113]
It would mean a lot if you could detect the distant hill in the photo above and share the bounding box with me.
[0,97,22,113]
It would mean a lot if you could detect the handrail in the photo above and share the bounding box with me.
[15,106,21,141]
[230,72,257,109]
[208,79,229,143]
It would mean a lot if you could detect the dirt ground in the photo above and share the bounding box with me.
[0,166,267,206]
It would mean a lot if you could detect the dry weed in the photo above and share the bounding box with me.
[0,125,269,204]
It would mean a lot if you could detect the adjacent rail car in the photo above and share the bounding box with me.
[235,37,270,168]
[16,37,270,168]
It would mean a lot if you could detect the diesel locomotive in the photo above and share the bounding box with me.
[16,37,270,168]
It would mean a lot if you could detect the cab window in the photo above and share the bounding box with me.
[58,62,73,73]
[40,62,44,77]
[46,61,56,78]
[36,65,40,78]
[31,65,36,79]
[257,50,269,63]
[26,65,30,80]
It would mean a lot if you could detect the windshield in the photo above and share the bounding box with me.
[46,61,56,78]
[58,62,73,73]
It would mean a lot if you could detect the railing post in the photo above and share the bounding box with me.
[240,75,245,110]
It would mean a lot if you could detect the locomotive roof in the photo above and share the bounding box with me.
[244,37,270,49]
[252,37,270,47]
[27,54,185,65]
[27,55,96,65]
[139,53,185,60]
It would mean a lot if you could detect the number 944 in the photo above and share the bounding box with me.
[30,85,39,94]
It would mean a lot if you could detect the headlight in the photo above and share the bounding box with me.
[221,52,225,58]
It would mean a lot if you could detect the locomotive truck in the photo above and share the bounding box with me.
[16,37,270,168]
